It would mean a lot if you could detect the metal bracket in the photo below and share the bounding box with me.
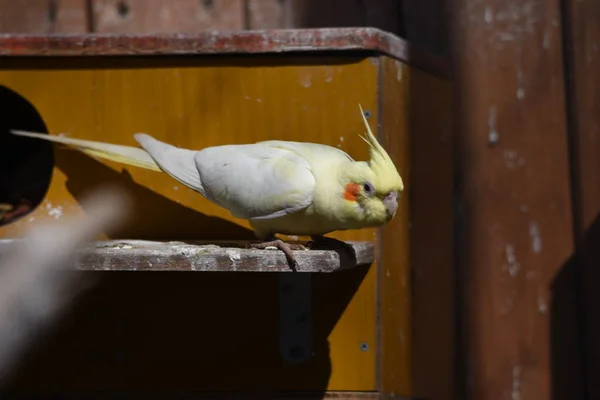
[278,273,312,364]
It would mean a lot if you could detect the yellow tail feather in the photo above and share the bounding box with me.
[10,130,161,172]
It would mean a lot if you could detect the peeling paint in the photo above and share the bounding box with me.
[45,202,63,220]
[543,29,551,49]
[505,244,520,276]
[485,3,544,48]
[504,149,525,169]
[394,60,403,81]
[516,88,525,101]
[324,67,333,83]
[299,74,311,88]
[538,296,548,313]
[244,95,263,103]
[226,250,241,263]
[512,365,522,400]
[488,106,499,144]
[529,221,542,253]
[485,6,494,23]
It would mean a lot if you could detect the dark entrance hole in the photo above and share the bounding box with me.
[0,85,54,226]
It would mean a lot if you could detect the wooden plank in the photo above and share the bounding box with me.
[50,0,90,33]
[377,56,454,400]
[563,0,600,397]
[0,0,51,33]
[376,57,412,396]
[0,55,380,392]
[0,0,89,33]
[245,0,285,29]
[91,0,244,33]
[0,29,450,79]
[451,0,575,399]
[0,239,375,272]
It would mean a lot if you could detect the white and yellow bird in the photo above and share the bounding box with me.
[11,105,404,267]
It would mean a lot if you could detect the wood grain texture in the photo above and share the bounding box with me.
[0,55,380,392]
[0,239,375,272]
[0,0,89,33]
[564,0,600,397]
[377,55,454,400]
[91,0,244,33]
[246,0,285,29]
[51,0,90,33]
[377,57,412,396]
[451,0,574,399]
[0,0,51,33]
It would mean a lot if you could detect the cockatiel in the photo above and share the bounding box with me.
[11,105,404,268]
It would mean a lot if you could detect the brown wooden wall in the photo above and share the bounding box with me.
[447,0,599,399]
[0,0,404,36]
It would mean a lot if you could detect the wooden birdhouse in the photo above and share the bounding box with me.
[0,28,453,399]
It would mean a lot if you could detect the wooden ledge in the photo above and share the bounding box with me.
[0,239,374,273]
[0,28,449,78]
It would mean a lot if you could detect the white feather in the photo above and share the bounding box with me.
[134,133,205,194]
[194,142,316,220]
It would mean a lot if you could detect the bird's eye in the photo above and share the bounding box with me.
[363,182,375,196]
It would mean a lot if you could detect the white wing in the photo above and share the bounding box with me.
[194,143,316,220]
[134,133,205,192]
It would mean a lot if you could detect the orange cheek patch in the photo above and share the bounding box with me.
[343,183,360,201]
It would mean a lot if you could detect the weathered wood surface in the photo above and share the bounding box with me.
[452,0,575,399]
[0,239,374,273]
[377,56,413,396]
[0,28,449,78]
[0,0,405,36]
[0,0,89,34]
[91,0,245,33]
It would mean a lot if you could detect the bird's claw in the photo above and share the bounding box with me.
[249,239,305,271]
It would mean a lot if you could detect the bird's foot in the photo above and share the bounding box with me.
[249,239,306,271]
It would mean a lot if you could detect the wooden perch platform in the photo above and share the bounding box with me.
[0,240,375,273]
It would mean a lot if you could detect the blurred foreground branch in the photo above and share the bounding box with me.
[0,185,130,385]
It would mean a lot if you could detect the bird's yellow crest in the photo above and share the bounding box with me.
[357,105,404,193]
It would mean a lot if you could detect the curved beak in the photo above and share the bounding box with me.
[383,191,398,220]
